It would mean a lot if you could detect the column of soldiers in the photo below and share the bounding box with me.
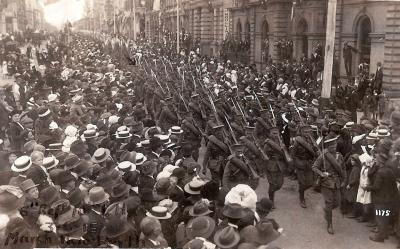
[2,30,396,249]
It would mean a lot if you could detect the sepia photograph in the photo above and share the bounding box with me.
[0,0,399,248]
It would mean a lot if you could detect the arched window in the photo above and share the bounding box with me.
[357,16,371,65]
[236,20,242,41]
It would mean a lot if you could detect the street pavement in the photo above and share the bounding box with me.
[256,177,397,249]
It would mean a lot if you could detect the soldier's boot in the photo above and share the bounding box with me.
[299,190,306,208]
[325,209,334,235]
[269,191,275,209]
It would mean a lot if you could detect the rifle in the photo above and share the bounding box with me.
[269,103,293,163]
[292,100,322,155]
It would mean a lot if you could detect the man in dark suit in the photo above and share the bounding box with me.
[374,62,383,94]
[8,111,29,152]
[343,42,358,80]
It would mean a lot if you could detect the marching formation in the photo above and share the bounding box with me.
[0,29,398,249]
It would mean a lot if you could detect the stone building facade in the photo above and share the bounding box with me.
[144,0,400,97]
[228,0,400,97]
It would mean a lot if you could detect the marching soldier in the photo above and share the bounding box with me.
[240,126,269,176]
[263,126,286,209]
[202,126,230,185]
[312,134,345,234]
[222,143,257,190]
[291,124,318,208]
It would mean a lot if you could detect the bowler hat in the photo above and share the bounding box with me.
[64,154,81,170]
[70,140,87,155]
[256,198,273,214]
[84,186,110,205]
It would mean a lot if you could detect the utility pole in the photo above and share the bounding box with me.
[177,0,180,54]
[133,0,137,40]
[321,0,337,101]
[113,1,116,34]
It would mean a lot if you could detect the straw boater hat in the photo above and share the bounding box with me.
[169,126,184,134]
[37,107,51,118]
[116,129,132,139]
[91,148,111,163]
[83,129,99,139]
[184,178,206,195]
[43,156,60,170]
[146,206,172,220]
[11,156,32,172]
[117,161,136,172]
[135,153,147,166]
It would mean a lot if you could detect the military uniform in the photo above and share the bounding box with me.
[312,137,345,234]
[222,155,252,190]
[203,135,229,184]
[263,137,285,206]
[291,134,318,207]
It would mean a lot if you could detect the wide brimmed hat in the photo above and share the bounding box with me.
[20,179,39,192]
[184,178,206,195]
[186,216,216,240]
[73,160,90,177]
[57,214,83,235]
[43,156,59,170]
[0,185,26,213]
[169,126,184,134]
[39,186,60,206]
[189,200,213,217]
[91,148,111,163]
[104,217,131,238]
[64,154,81,170]
[11,156,32,172]
[222,203,246,219]
[111,182,131,198]
[146,206,172,219]
[239,221,280,245]
[84,186,110,205]
[214,226,240,249]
